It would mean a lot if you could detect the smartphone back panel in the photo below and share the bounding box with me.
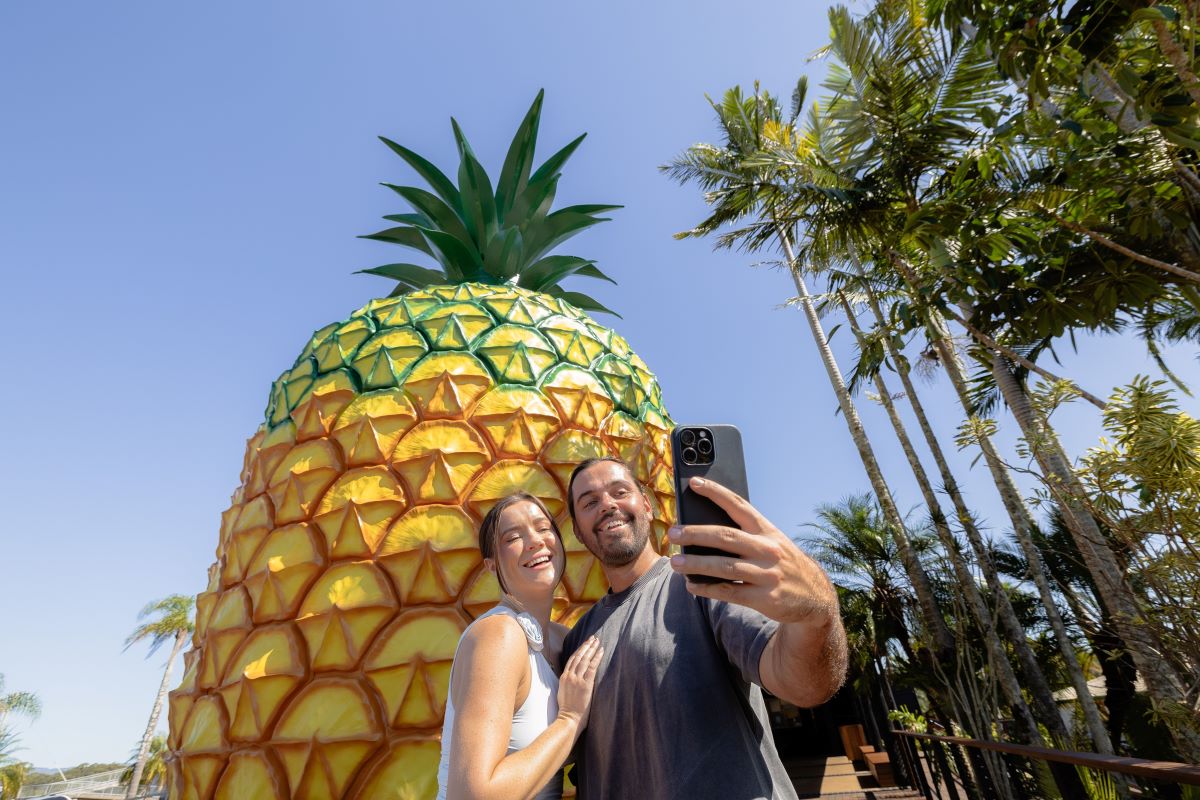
[671,425,749,581]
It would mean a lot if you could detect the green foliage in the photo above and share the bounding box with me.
[362,91,621,313]
[670,0,1200,764]
[802,495,939,689]
[121,735,167,788]
[0,674,41,766]
[933,0,1200,149]
[923,0,1200,355]
[887,706,928,733]
[1077,377,1200,739]
[1076,764,1119,800]
[0,762,29,800]
[124,594,194,657]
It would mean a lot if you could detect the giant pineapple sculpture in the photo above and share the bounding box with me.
[167,93,675,800]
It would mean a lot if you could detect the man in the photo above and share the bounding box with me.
[560,456,848,800]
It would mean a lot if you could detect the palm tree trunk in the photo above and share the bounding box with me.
[840,294,1088,800]
[843,298,1050,720]
[870,289,1117,759]
[878,251,1117,755]
[989,354,1200,763]
[127,630,186,798]
[914,308,1117,757]
[776,226,956,663]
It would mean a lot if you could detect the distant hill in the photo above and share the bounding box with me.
[27,762,126,783]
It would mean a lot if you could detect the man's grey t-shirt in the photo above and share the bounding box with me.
[561,557,798,800]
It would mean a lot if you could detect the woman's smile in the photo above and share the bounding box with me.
[522,552,555,570]
[493,499,565,598]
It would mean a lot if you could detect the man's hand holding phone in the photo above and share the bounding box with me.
[667,476,837,625]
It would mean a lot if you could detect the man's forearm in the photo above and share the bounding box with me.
[759,608,848,708]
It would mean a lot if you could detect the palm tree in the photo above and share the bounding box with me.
[854,282,1115,758]
[0,761,30,800]
[991,514,1141,750]
[123,594,193,799]
[990,356,1200,760]
[806,498,977,799]
[765,0,1191,762]
[662,83,956,667]
[804,493,917,662]
[706,3,1126,789]
[121,735,167,793]
[834,264,1116,757]
[837,291,1089,755]
[829,0,1200,754]
[662,74,1093,794]
[0,674,41,765]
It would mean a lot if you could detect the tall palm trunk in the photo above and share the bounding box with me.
[990,355,1200,763]
[870,292,1118,758]
[882,249,1117,754]
[777,226,955,662]
[876,228,1122,771]
[840,294,1088,800]
[127,629,186,798]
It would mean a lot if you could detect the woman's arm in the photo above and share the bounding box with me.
[445,615,602,800]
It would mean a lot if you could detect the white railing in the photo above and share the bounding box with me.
[17,767,127,798]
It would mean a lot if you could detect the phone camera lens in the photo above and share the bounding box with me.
[682,446,698,464]
[697,438,713,455]
[680,429,697,447]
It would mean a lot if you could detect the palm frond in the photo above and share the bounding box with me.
[124,594,195,657]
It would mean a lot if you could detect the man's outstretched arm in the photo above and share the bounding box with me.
[668,476,849,708]
[759,600,848,708]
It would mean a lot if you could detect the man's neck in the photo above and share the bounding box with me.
[602,545,661,594]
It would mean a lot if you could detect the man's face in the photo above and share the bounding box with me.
[570,461,653,567]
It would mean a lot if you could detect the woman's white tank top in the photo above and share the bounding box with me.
[436,605,563,800]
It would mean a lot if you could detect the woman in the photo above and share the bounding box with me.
[437,491,603,800]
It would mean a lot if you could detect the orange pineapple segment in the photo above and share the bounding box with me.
[214,749,289,800]
[219,624,307,742]
[243,523,324,624]
[363,609,465,728]
[312,467,407,559]
[329,389,418,467]
[469,385,561,458]
[296,562,396,672]
[389,420,489,503]
[377,505,480,606]
[353,738,443,800]
[401,352,492,419]
[272,677,384,800]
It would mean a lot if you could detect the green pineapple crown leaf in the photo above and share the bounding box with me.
[359,90,622,316]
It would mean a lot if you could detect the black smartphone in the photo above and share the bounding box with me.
[670,424,750,584]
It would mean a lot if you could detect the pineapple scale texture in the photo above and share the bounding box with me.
[167,283,675,800]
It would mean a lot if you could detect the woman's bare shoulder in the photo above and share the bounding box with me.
[452,613,529,701]
[460,611,527,655]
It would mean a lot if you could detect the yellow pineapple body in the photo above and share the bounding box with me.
[169,283,674,799]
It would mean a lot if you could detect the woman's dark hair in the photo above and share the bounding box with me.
[477,491,565,594]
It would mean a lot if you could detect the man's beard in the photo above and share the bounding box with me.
[590,510,651,567]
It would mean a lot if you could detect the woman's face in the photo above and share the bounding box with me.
[489,500,565,603]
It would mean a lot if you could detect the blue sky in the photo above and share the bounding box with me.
[2,0,1197,769]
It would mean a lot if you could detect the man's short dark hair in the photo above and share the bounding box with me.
[565,456,645,526]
